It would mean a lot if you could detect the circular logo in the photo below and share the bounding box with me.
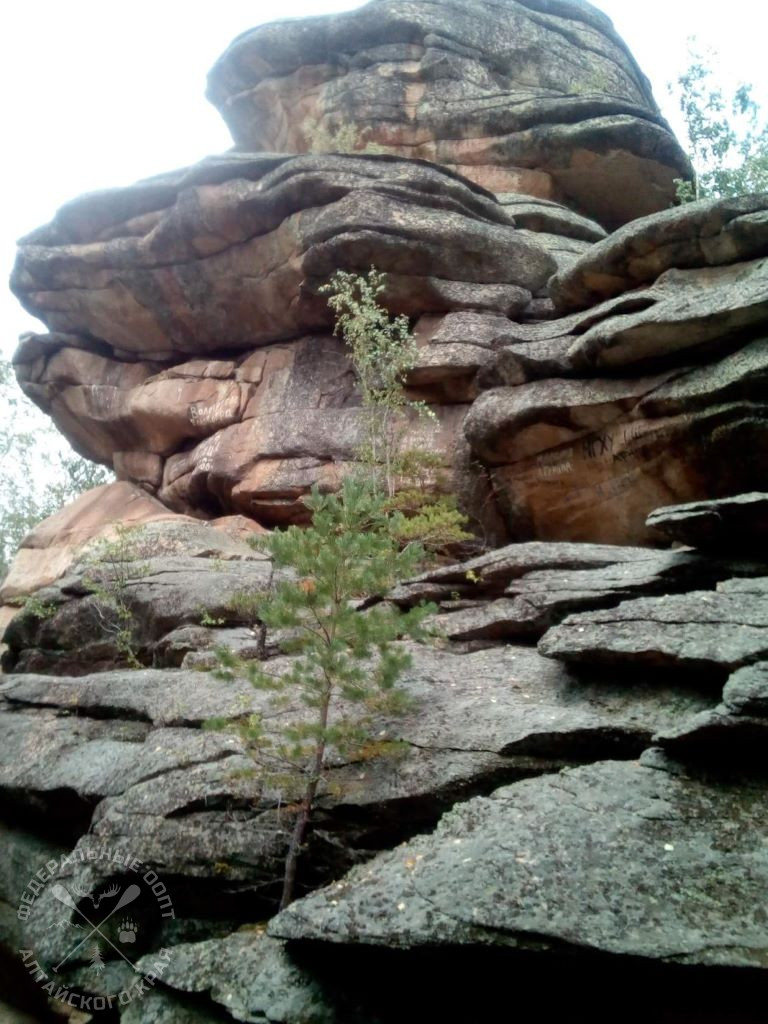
[17,843,175,1012]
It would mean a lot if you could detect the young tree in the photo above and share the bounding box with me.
[321,267,428,498]
[213,477,433,909]
[321,267,470,552]
[83,524,151,668]
[671,44,768,201]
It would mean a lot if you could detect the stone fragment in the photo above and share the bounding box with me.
[646,492,768,551]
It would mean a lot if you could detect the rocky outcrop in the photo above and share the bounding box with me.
[13,155,552,357]
[13,178,768,544]
[538,582,768,675]
[2,500,767,1020]
[207,0,689,227]
[12,154,560,529]
[461,190,768,542]
[9,20,768,545]
[4,1,768,1017]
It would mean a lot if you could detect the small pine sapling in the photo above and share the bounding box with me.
[213,476,435,909]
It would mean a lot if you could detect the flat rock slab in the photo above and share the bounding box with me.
[270,760,768,968]
[647,492,768,551]
[392,540,680,600]
[655,661,768,763]
[416,550,722,642]
[538,588,768,675]
[550,193,768,313]
[479,259,768,372]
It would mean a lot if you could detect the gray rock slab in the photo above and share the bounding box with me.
[655,661,768,763]
[424,550,722,641]
[538,589,768,674]
[270,760,768,968]
[551,193,768,313]
[138,932,337,1024]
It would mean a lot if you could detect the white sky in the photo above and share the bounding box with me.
[2,0,766,359]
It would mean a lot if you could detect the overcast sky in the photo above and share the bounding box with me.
[2,0,766,358]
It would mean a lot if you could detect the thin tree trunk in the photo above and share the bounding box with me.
[279,692,330,910]
[279,775,318,910]
[257,562,275,661]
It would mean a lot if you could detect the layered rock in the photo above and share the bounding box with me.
[4,1,768,1018]
[3,521,766,1021]
[272,757,768,969]
[12,154,560,530]
[462,195,768,543]
[10,0,767,549]
[207,0,689,227]
[646,492,768,551]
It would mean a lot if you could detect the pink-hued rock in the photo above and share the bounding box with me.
[11,155,553,360]
[207,0,689,228]
[0,482,261,604]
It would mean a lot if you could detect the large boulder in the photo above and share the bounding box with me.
[11,154,557,530]
[207,0,689,228]
[11,154,552,359]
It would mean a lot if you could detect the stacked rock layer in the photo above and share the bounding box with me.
[14,0,759,548]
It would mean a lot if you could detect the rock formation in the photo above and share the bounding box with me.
[206,0,690,227]
[3,0,768,1021]
[9,46,767,545]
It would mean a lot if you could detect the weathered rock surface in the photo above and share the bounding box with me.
[137,932,338,1024]
[2,532,768,1019]
[0,481,262,604]
[271,758,768,968]
[646,492,768,552]
[465,336,768,543]
[538,586,768,676]
[12,154,561,529]
[654,661,768,764]
[0,640,709,865]
[389,540,737,641]
[5,2,768,1019]
[550,193,768,313]
[207,0,689,227]
[2,544,271,675]
[10,101,766,549]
